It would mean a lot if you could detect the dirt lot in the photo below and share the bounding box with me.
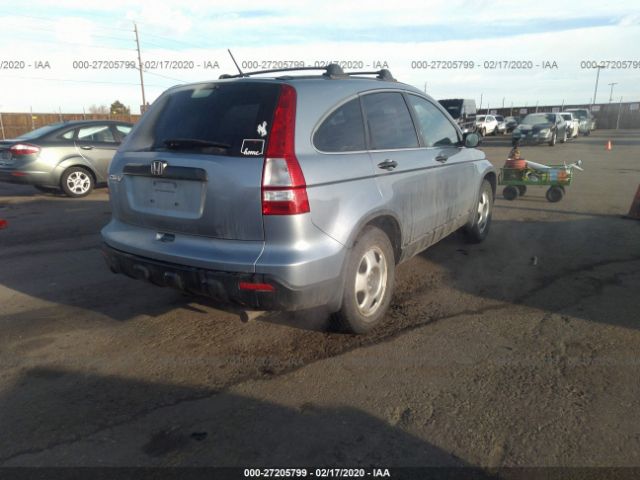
[0,130,639,469]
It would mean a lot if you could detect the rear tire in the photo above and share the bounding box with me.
[546,186,564,203]
[332,226,395,334]
[503,185,519,201]
[61,167,94,198]
[517,185,527,196]
[465,180,493,243]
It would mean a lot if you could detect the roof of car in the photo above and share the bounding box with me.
[166,64,424,97]
[57,120,133,126]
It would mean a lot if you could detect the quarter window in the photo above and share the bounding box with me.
[406,95,459,147]
[314,98,366,152]
[362,92,419,150]
[60,130,75,140]
[116,125,132,138]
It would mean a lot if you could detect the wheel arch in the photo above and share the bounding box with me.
[56,156,98,183]
[346,211,403,265]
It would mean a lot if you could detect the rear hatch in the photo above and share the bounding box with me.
[111,81,282,241]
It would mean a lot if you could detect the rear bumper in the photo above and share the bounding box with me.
[512,134,552,145]
[0,168,56,186]
[102,243,342,311]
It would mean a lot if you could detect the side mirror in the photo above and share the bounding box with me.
[464,132,480,148]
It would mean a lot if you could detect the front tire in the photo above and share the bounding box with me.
[465,179,493,243]
[61,167,94,198]
[333,226,395,334]
[560,129,567,143]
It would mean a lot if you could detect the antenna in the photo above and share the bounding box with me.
[227,49,244,76]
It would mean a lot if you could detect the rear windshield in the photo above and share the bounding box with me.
[15,123,65,141]
[522,114,555,125]
[568,110,588,119]
[124,83,280,157]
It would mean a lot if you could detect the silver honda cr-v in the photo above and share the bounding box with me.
[102,65,495,333]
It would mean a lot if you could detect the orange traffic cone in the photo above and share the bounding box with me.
[605,140,613,151]
[625,185,640,220]
[0,219,7,229]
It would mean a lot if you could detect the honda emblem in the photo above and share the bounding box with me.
[150,160,168,176]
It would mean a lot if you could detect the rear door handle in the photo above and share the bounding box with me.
[377,159,398,171]
[435,154,448,163]
[80,145,94,150]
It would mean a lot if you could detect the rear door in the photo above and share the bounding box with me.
[361,91,436,244]
[74,124,120,180]
[110,82,281,241]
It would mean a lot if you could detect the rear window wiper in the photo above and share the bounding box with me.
[161,138,231,151]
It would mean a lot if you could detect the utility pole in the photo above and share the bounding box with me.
[0,109,5,140]
[616,96,623,130]
[608,82,618,103]
[592,65,603,110]
[134,22,147,113]
[479,93,483,112]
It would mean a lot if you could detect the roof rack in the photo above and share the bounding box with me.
[344,69,396,81]
[219,63,346,79]
[219,63,396,82]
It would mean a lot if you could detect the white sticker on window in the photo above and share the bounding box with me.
[241,139,265,156]
[257,121,268,137]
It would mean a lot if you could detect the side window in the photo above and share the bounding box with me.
[313,98,365,152]
[361,92,418,150]
[77,125,116,143]
[406,95,460,147]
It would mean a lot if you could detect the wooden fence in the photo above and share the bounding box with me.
[0,112,141,140]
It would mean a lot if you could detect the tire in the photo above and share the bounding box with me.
[332,226,395,334]
[61,166,94,198]
[517,185,527,196]
[560,130,567,143]
[465,180,493,243]
[585,130,591,136]
[34,185,61,194]
[546,186,564,203]
[503,185,519,201]
[481,128,486,137]
[548,132,556,146]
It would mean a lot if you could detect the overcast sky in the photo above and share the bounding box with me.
[0,0,638,113]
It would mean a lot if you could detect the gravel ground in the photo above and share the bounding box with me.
[0,130,638,468]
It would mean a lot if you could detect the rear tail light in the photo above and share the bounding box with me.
[261,84,309,216]
[10,143,41,156]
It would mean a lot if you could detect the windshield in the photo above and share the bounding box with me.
[521,114,555,125]
[15,123,65,140]
[476,116,486,121]
[561,114,571,121]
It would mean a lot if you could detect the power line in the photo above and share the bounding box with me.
[140,69,188,84]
